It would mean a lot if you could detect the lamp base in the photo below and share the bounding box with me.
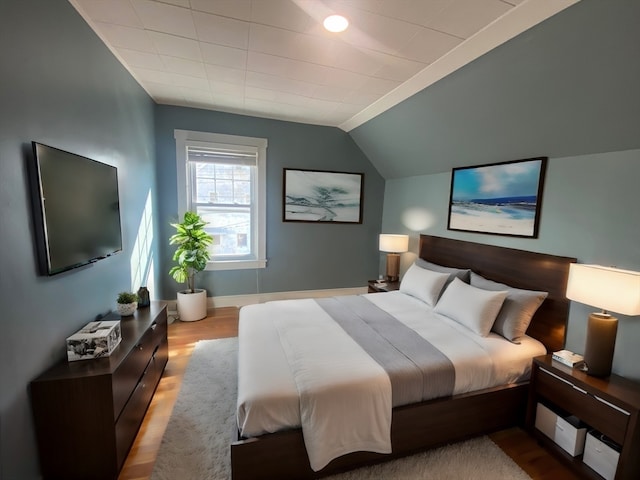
[386,253,400,283]
[584,312,618,377]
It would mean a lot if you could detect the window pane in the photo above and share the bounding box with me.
[192,161,252,206]
[234,180,250,205]
[215,164,234,179]
[233,165,250,180]
[215,179,234,203]
[198,207,251,257]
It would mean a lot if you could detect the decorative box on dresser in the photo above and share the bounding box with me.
[526,354,640,479]
[30,301,168,480]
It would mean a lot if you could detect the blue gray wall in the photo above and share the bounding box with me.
[351,0,640,379]
[155,105,384,300]
[0,1,156,478]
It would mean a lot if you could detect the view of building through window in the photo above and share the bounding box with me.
[192,161,252,258]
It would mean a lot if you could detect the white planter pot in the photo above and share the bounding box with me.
[177,289,207,322]
[117,302,137,317]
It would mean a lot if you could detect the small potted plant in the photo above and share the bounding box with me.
[169,211,213,321]
[116,291,138,317]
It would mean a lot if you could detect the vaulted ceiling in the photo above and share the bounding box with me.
[69,0,577,130]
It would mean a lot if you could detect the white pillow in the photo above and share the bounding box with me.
[399,263,449,306]
[434,278,508,336]
[414,259,471,286]
[470,272,548,342]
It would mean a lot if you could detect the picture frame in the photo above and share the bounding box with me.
[283,168,364,223]
[447,157,547,238]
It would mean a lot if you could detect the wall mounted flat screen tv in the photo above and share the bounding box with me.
[31,142,123,275]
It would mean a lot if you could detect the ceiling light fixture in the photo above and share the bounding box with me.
[323,14,349,33]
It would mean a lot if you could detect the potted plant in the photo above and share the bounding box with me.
[169,211,213,321]
[116,291,138,317]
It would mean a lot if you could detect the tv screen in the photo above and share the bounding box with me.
[31,142,123,275]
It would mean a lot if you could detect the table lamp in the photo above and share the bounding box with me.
[379,234,409,282]
[565,264,640,377]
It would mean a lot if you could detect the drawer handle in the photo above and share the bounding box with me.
[540,367,581,390]
[151,323,157,331]
[137,344,143,351]
[594,395,630,416]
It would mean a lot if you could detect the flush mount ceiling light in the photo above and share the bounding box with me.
[323,14,349,33]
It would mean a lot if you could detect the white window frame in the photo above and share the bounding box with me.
[175,129,267,271]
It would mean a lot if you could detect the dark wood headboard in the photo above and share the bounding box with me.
[419,235,576,353]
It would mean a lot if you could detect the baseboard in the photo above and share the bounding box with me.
[163,286,368,316]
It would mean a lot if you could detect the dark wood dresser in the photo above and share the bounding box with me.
[30,301,168,480]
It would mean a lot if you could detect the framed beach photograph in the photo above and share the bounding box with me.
[283,168,364,223]
[447,157,547,238]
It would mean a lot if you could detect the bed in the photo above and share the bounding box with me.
[231,234,576,480]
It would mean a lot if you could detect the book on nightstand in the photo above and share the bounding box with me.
[552,349,585,369]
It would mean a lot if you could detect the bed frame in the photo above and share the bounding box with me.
[231,234,576,480]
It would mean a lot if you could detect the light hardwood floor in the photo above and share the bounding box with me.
[118,307,579,480]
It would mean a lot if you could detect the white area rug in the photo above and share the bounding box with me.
[151,338,531,480]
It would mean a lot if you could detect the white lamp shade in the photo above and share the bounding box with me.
[566,264,640,315]
[379,234,409,253]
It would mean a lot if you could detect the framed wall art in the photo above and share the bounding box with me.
[283,168,364,223]
[447,157,547,238]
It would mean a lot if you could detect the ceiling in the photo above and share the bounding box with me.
[69,0,577,130]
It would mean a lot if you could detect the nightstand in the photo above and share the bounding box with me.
[367,279,400,293]
[526,355,640,479]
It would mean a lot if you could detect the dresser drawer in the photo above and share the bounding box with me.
[150,314,167,347]
[112,325,157,418]
[114,354,162,469]
[536,367,629,444]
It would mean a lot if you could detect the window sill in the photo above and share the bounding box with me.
[205,259,267,271]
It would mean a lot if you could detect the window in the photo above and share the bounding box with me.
[175,130,267,270]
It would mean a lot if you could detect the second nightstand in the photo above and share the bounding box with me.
[526,355,640,479]
[367,280,400,293]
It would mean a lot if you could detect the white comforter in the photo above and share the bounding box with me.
[236,291,545,471]
[274,299,392,470]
